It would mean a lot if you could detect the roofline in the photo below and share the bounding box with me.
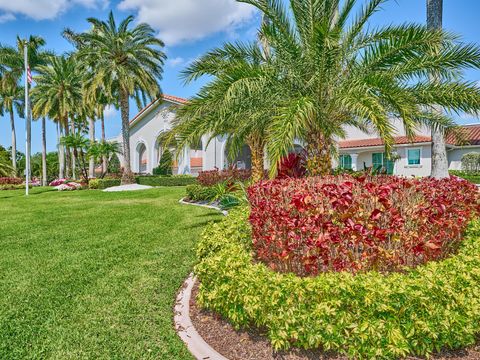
[340,141,432,152]
[129,94,187,128]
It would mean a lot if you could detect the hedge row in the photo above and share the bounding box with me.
[195,209,480,359]
[136,175,197,187]
[88,178,121,189]
[0,184,27,190]
[185,184,217,202]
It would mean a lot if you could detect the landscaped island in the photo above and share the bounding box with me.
[194,175,480,359]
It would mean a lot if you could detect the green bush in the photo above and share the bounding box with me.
[450,170,480,184]
[0,184,27,190]
[136,175,197,187]
[195,209,480,359]
[461,152,480,173]
[185,184,217,201]
[88,178,121,189]
[153,149,173,175]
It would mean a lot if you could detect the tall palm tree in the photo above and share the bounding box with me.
[182,0,480,176]
[0,35,52,180]
[0,77,24,172]
[31,55,83,179]
[67,11,166,184]
[427,0,449,179]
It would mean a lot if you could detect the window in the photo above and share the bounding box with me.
[407,148,421,165]
[339,154,352,170]
[372,153,394,175]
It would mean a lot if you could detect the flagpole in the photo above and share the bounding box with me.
[24,43,30,196]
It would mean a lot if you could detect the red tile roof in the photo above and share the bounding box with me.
[129,94,188,126]
[339,135,432,149]
[445,124,480,146]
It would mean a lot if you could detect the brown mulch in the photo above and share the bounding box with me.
[189,283,480,360]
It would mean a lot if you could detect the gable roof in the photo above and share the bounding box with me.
[445,124,480,146]
[129,94,188,127]
[339,135,432,149]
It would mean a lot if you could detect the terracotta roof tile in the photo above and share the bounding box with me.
[445,124,480,146]
[339,135,432,149]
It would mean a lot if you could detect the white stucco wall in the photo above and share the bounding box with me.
[343,118,431,140]
[448,147,480,171]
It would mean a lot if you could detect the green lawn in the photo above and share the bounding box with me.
[0,187,221,359]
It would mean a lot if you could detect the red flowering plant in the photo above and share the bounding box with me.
[0,177,22,185]
[247,175,480,275]
[276,151,307,179]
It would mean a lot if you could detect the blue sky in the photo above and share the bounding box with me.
[0,0,479,153]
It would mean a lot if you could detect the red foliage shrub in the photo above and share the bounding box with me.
[277,152,307,179]
[0,177,22,185]
[248,175,480,275]
[197,167,251,186]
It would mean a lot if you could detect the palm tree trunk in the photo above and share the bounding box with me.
[57,121,65,179]
[427,0,449,179]
[9,111,17,172]
[101,112,107,174]
[306,133,332,176]
[41,117,47,186]
[247,134,265,182]
[89,117,95,178]
[64,122,70,178]
[120,89,135,184]
[70,119,76,179]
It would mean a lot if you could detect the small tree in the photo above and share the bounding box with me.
[154,149,173,175]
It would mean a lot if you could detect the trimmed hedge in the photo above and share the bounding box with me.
[136,175,197,187]
[0,184,27,190]
[88,178,121,189]
[195,209,480,359]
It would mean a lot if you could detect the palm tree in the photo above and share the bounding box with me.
[427,0,449,179]
[0,157,15,177]
[0,35,52,180]
[0,77,24,172]
[87,140,121,178]
[31,55,83,179]
[67,11,166,184]
[181,0,480,176]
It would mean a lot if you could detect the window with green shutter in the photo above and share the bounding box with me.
[407,148,421,165]
[372,152,394,175]
[339,154,352,170]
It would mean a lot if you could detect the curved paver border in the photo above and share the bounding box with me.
[174,274,229,360]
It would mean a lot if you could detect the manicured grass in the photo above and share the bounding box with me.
[0,187,221,359]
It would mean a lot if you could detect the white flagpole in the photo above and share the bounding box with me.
[24,43,30,196]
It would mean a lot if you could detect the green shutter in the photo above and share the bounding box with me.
[372,153,383,171]
[340,154,352,170]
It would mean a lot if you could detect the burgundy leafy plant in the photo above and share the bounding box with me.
[277,152,307,179]
[0,177,22,185]
[248,175,480,276]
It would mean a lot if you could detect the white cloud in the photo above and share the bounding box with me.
[0,0,108,21]
[166,57,185,67]
[0,12,14,23]
[117,0,257,45]
[104,105,118,119]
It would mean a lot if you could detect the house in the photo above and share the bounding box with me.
[116,94,480,176]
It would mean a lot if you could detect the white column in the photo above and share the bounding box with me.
[350,153,359,171]
[178,146,191,174]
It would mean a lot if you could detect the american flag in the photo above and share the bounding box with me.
[27,66,33,84]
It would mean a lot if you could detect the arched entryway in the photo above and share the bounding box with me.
[224,144,252,169]
[136,142,147,174]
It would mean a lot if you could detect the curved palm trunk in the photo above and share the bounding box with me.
[9,111,17,172]
[88,117,95,179]
[306,133,332,176]
[41,117,47,186]
[101,112,107,175]
[120,89,135,184]
[427,0,449,179]
[57,122,65,179]
[247,134,265,182]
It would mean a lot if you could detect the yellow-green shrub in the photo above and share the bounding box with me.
[195,209,480,359]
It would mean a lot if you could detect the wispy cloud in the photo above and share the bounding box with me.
[166,57,185,68]
[0,12,15,23]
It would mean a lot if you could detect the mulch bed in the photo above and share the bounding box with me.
[189,282,480,360]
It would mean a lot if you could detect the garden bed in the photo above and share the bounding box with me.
[190,282,480,360]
